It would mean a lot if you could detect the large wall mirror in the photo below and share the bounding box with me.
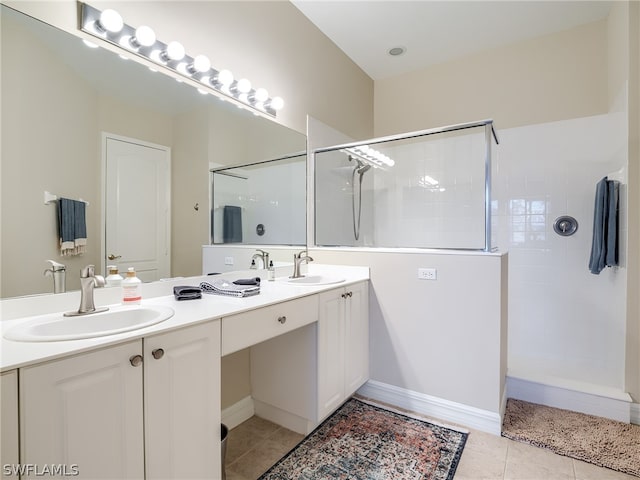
[0,5,306,298]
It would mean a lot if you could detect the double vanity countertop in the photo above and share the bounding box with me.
[0,264,369,372]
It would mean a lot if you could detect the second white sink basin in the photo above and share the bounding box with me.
[285,275,345,286]
[3,305,175,342]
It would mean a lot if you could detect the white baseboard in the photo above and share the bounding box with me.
[221,396,254,430]
[253,399,316,436]
[631,403,640,425]
[357,380,503,436]
[506,376,631,423]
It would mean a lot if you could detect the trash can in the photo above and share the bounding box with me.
[221,423,228,480]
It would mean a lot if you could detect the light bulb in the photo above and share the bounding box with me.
[165,41,185,61]
[255,88,269,103]
[98,9,123,33]
[82,39,99,49]
[237,78,252,94]
[134,26,156,47]
[192,55,211,73]
[270,97,284,111]
[217,69,234,86]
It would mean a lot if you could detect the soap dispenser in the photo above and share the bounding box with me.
[268,260,275,281]
[122,267,142,305]
[106,265,124,287]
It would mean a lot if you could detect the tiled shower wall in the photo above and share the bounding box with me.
[495,112,627,390]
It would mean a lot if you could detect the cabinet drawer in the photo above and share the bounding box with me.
[222,295,318,355]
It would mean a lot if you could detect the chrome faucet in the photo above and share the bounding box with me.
[250,249,270,269]
[291,250,313,279]
[44,259,66,294]
[64,265,109,317]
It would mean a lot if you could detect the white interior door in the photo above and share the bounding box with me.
[105,134,170,282]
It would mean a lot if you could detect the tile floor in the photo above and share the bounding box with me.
[224,414,637,480]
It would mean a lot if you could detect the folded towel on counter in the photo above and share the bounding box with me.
[57,198,87,256]
[233,277,261,286]
[589,177,619,274]
[173,286,202,301]
[200,279,260,298]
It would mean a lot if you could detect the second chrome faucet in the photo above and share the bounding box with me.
[291,250,313,279]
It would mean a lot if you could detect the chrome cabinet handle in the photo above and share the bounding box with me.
[341,293,347,299]
[152,348,164,360]
[129,355,143,367]
[108,254,122,260]
[277,316,287,324]
[347,291,353,297]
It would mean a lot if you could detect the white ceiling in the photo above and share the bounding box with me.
[291,1,613,80]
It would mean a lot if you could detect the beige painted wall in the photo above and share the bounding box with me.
[625,0,640,402]
[374,19,608,136]
[4,0,374,141]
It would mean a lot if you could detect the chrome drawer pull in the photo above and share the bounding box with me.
[129,355,143,367]
[152,348,165,360]
[277,316,287,324]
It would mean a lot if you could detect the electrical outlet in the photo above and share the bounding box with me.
[417,268,437,280]
[224,256,234,266]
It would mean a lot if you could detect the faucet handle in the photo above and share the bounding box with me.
[80,265,96,278]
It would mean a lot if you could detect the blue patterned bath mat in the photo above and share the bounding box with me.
[258,397,468,479]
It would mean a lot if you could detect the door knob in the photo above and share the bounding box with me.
[108,254,122,260]
[152,348,165,360]
[129,355,143,367]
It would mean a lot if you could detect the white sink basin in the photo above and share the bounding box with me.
[285,275,345,286]
[3,305,175,342]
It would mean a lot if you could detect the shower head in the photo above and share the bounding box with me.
[349,155,372,175]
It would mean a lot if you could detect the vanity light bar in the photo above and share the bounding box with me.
[79,3,284,117]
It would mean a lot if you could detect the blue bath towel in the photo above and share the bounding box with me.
[588,177,618,274]
[223,205,243,243]
[57,198,87,256]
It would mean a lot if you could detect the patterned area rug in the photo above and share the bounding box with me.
[258,397,467,480]
[502,398,640,477]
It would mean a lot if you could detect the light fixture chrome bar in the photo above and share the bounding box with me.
[79,3,283,118]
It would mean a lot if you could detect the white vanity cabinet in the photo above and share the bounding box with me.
[20,340,144,479]
[250,281,369,432]
[317,281,369,421]
[19,321,221,480]
[144,321,221,480]
[1,370,19,480]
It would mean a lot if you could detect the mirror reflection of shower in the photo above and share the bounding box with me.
[343,146,395,241]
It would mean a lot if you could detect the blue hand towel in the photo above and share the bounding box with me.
[589,177,618,274]
[57,198,87,256]
[223,205,243,243]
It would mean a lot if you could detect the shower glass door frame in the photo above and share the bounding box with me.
[312,119,499,252]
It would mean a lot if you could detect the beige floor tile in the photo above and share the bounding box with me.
[227,437,293,479]
[504,441,575,480]
[225,417,281,464]
[573,459,638,480]
[455,430,509,479]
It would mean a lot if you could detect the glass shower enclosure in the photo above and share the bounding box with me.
[314,120,498,251]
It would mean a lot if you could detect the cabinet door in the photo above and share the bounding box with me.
[144,321,221,480]
[345,282,369,396]
[1,370,19,480]
[317,288,346,421]
[20,341,144,479]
